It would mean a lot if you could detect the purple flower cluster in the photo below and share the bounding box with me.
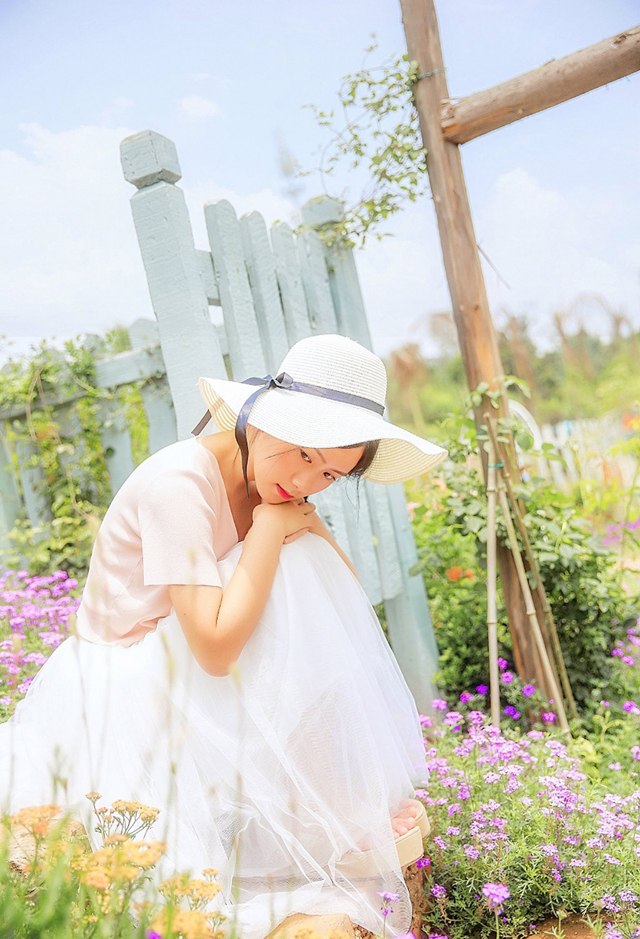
[602,515,640,545]
[414,655,640,937]
[0,569,81,713]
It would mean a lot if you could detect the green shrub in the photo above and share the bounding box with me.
[406,407,640,721]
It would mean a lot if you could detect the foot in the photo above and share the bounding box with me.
[390,798,420,840]
[354,799,421,851]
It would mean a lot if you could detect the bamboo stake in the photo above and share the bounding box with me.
[485,433,501,727]
[490,427,581,723]
[494,470,571,736]
[485,419,577,713]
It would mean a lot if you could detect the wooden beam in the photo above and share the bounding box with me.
[442,26,640,144]
[399,0,564,701]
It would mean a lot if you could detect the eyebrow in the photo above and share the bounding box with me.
[314,448,347,477]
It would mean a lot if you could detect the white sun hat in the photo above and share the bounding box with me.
[192,334,447,487]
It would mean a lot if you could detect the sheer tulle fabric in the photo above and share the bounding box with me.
[0,534,429,939]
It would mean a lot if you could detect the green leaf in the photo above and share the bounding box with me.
[515,430,534,451]
[464,516,484,533]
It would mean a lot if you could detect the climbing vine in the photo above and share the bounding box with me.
[0,327,149,576]
[299,37,427,248]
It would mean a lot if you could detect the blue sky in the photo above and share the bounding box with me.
[0,0,638,364]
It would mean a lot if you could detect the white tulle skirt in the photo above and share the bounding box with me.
[0,533,429,939]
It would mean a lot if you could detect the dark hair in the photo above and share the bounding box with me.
[339,438,380,478]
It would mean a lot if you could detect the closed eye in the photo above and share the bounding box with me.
[301,450,336,482]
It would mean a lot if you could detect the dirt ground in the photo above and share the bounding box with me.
[524,913,604,939]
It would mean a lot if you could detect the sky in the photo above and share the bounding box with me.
[0,0,638,367]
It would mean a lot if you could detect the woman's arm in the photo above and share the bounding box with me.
[169,515,284,677]
[169,500,317,677]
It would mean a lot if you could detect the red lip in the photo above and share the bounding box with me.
[277,484,293,499]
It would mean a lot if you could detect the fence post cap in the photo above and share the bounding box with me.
[301,196,344,229]
[120,130,182,188]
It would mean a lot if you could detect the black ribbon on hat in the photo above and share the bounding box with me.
[191,371,385,499]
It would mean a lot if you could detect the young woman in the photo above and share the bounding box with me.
[0,334,447,939]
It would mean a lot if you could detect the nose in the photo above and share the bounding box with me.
[291,470,330,498]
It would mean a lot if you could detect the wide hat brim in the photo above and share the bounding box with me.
[197,376,448,485]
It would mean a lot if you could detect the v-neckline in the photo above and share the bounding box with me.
[193,436,258,543]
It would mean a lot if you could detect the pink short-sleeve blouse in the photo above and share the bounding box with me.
[75,437,239,646]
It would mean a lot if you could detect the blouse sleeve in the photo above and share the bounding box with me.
[137,468,223,589]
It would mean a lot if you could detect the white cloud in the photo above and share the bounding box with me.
[355,166,639,358]
[179,95,223,120]
[0,123,295,366]
[477,168,640,347]
[100,97,134,125]
[0,122,148,347]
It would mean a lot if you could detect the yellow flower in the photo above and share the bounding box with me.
[182,878,222,903]
[82,869,111,890]
[85,792,101,802]
[113,865,140,882]
[138,804,161,822]
[111,799,140,814]
[104,834,129,846]
[12,804,61,828]
[152,908,218,939]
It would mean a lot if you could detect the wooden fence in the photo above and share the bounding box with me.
[0,130,443,712]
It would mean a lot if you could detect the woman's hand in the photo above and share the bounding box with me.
[252,498,317,545]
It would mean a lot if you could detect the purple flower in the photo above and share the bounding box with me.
[623,701,640,715]
[522,684,536,698]
[619,890,638,903]
[444,711,464,727]
[631,746,640,761]
[459,692,473,704]
[501,671,514,684]
[542,712,557,723]
[416,857,431,868]
[146,933,163,939]
[476,684,488,695]
[497,658,508,671]
[432,698,448,711]
[482,882,510,911]
[431,884,447,900]
[376,891,400,903]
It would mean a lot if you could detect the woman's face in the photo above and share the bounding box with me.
[249,429,365,503]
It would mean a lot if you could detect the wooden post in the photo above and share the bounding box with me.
[399,0,560,698]
[120,131,226,440]
[441,26,640,144]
